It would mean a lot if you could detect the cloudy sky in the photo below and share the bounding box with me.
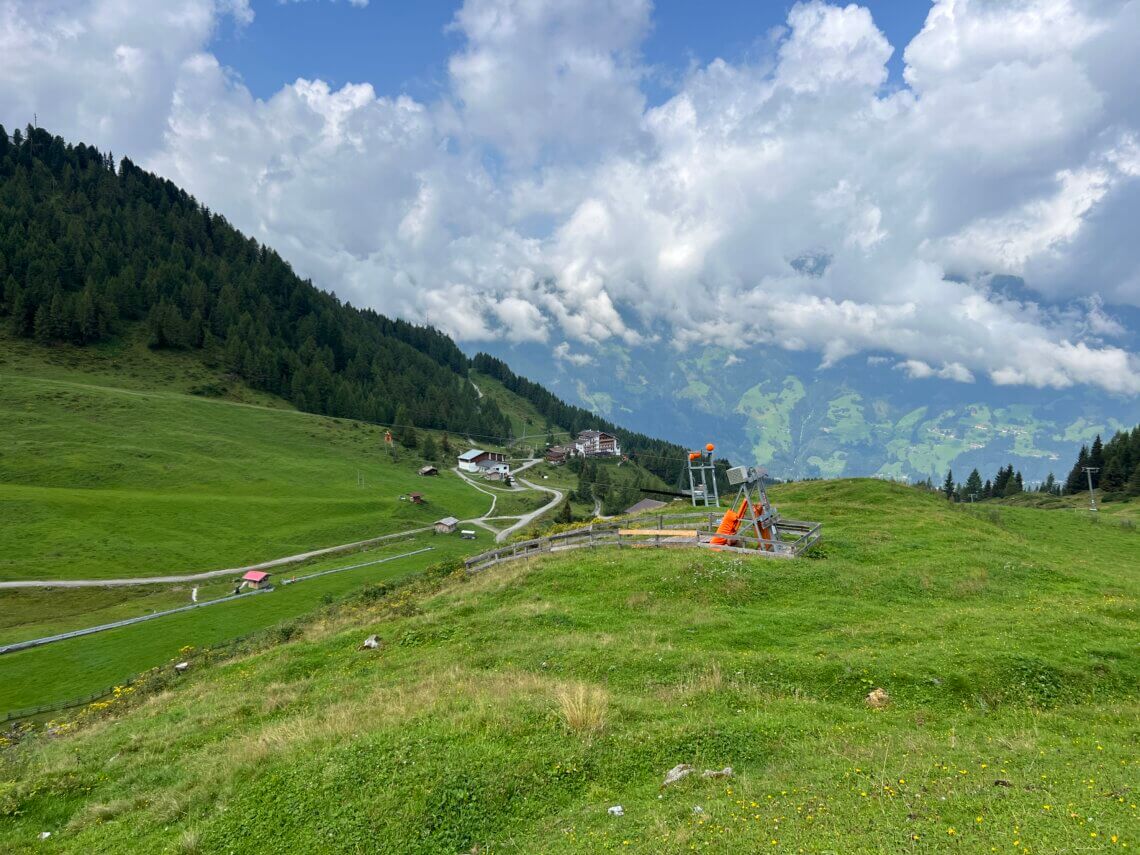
[2,0,1139,395]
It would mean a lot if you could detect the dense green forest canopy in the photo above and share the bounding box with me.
[937,427,1140,503]
[0,124,687,476]
[1064,428,1140,497]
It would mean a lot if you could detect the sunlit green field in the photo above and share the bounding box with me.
[0,534,484,714]
[0,341,489,582]
[2,479,1135,853]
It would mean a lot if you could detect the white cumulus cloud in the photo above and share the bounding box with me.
[2,0,1140,395]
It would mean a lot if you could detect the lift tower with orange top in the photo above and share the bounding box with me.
[686,443,720,507]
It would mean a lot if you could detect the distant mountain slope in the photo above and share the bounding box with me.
[486,339,1140,484]
[0,125,684,480]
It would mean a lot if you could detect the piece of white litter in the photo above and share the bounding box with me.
[174,662,189,673]
[692,806,704,815]
[39,832,51,840]
[607,805,624,817]
[362,635,380,650]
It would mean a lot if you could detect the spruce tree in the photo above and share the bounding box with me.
[1127,463,1140,497]
[1089,434,1105,478]
[964,468,983,499]
[942,469,954,500]
[1065,445,1090,494]
[420,434,438,462]
[1100,455,1128,494]
[1002,473,1022,497]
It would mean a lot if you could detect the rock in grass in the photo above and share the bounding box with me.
[174,662,189,673]
[662,763,694,787]
[607,805,624,817]
[865,687,890,709]
[701,767,733,779]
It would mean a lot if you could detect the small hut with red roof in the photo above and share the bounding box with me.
[242,570,272,590]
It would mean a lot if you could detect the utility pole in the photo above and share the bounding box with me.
[1082,466,1099,512]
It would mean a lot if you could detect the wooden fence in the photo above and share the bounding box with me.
[2,628,261,724]
[464,513,822,574]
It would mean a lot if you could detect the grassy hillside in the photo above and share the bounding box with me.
[0,335,491,582]
[994,488,1140,521]
[0,535,479,713]
[469,370,555,448]
[2,480,1135,853]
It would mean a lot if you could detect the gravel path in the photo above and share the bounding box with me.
[3,459,559,588]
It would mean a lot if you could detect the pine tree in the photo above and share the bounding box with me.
[1100,454,1128,494]
[393,404,417,448]
[1002,472,1022,497]
[1126,463,1140,497]
[420,434,438,462]
[1065,445,1090,494]
[1089,434,1105,479]
[964,468,983,499]
[574,461,592,503]
[942,469,954,500]
[32,302,52,343]
[558,500,573,524]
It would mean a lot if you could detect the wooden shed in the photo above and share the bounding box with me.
[434,516,459,534]
[242,570,272,590]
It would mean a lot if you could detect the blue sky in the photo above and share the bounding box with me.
[211,0,933,104]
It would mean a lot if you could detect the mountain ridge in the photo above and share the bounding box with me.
[0,124,685,482]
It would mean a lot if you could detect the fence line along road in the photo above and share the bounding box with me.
[1,682,140,725]
[0,547,435,656]
[1,627,261,724]
[0,527,430,589]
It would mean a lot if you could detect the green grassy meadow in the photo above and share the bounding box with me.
[0,343,491,582]
[0,580,239,646]
[0,532,485,713]
[2,479,1135,853]
[469,371,556,448]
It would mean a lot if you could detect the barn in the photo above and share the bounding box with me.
[457,449,506,472]
[241,570,272,590]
